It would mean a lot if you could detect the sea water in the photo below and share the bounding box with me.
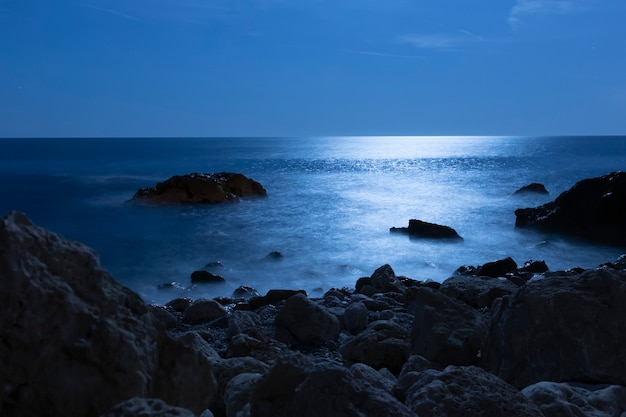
[1,136,624,305]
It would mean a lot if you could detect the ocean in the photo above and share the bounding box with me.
[1,136,624,305]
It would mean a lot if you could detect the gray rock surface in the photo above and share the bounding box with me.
[183,299,228,325]
[482,267,626,388]
[274,293,340,345]
[390,219,463,240]
[249,353,416,417]
[522,381,626,417]
[340,320,411,374]
[405,365,543,417]
[439,275,519,308]
[408,287,487,366]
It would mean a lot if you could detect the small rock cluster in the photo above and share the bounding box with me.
[2,212,626,417]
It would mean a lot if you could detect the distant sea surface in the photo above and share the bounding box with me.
[1,136,625,304]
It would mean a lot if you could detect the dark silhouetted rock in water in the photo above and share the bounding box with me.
[132,172,267,204]
[514,183,549,195]
[191,270,226,284]
[515,171,626,245]
[476,257,518,278]
[265,251,283,260]
[390,219,462,240]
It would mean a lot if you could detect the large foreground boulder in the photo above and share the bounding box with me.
[404,366,543,417]
[0,212,217,417]
[515,171,626,245]
[390,219,462,240]
[132,172,267,204]
[521,381,626,417]
[249,353,415,417]
[481,267,626,388]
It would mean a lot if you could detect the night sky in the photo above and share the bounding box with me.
[1,0,625,137]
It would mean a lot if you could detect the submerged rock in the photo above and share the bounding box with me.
[191,270,226,284]
[132,172,267,204]
[390,219,463,240]
[514,183,549,195]
[515,171,626,245]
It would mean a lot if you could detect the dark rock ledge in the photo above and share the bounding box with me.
[390,219,463,241]
[132,172,267,205]
[515,171,626,246]
[2,211,626,417]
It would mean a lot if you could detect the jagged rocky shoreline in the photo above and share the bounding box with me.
[2,211,626,417]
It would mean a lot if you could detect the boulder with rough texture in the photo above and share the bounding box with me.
[476,256,518,278]
[482,267,626,388]
[0,212,161,417]
[390,219,463,240]
[0,212,219,416]
[224,373,263,417]
[183,299,228,325]
[514,183,549,195]
[343,301,368,334]
[405,366,543,417]
[249,353,416,417]
[274,293,340,345]
[340,320,411,374]
[408,287,487,366]
[132,172,267,204]
[439,275,519,308]
[99,398,200,417]
[521,381,626,417]
[369,264,406,294]
[515,171,626,245]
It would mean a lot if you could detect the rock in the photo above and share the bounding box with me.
[0,212,161,416]
[227,310,263,338]
[343,301,368,334]
[476,256,518,278]
[395,355,435,398]
[340,320,411,374]
[265,251,283,260]
[481,267,626,388]
[439,275,519,308]
[182,299,228,325]
[232,285,261,300]
[249,353,416,417]
[248,289,307,309]
[152,332,220,414]
[404,366,543,417]
[166,297,193,312]
[212,357,269,416]
[369,264,406,294]
[519,259,549,273]
[390,219,463,240]
[521,381,626,417]
[100,397,199,417]
[149,305,178,329]
[191,270,226,284]
[408,287,487,366]
[515,171,626,245]
[132,172,267,205]
[514,183,549,195]
[274,293,340,345]
[224,373,263,417]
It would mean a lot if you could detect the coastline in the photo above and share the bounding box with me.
[2,211,626,417]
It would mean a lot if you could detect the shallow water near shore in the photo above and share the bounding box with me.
[1,136,624,305]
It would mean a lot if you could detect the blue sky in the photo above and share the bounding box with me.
[1,0,625,137]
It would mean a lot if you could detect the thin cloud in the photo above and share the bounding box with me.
[508,0,588,30]
[344,49,425,60]
[399,30,485,50]
[79,3,139,21]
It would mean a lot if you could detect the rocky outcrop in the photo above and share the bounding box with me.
[390,219,463,240]
[521,381,626,417]
[407,286,487,366]
[439,275,519,308]
[514,183,549,195]
[481,267,626,388]
[100,398,202,417]
[274,293,340,346]
[0,212,218,417]
[132,172,267,204]
[404,366,543,417]
[515,171,626,245]
[249,354,416,417]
